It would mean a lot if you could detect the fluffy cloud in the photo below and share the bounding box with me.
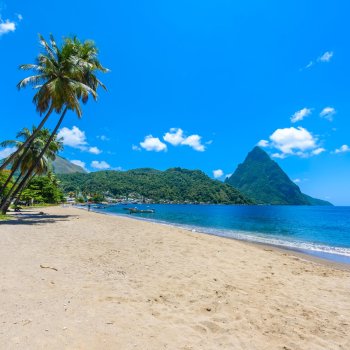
[320,107,336,121]
[57,126,102,154]
[58,126,87,148]
[293,179,301,183]
[334,145,350,154]
[291,108,312,123]
[91,160,110,170]
[213,169,224,178]
[0,147,16,160]
[319,51,334,63]
[163,128,205,152]
[140,135,167,152]
[312,147,326,155]
[70,160,87,171]
[88,146,102,155]
[268,127,322,158]
[257,139,269,147]
[163,128,184,146]
[0,19,16,35]
[182,134,205,152]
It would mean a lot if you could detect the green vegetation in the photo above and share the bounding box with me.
[19,173,64,205]
[0,214,10,221]
[0,34,107,214]
[226,146,332,206]
[58,168,253,204]
[0,127,63,213]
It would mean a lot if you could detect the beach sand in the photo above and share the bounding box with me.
[0,206,349,350]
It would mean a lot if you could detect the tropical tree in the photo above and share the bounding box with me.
[0,34,107,213]
[0,34,107,195]
[0,127,63,213]
[20,174,64,205]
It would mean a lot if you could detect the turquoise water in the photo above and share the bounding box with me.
[91,204,350,264]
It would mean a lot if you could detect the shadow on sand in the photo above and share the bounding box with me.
[0,211,75,226]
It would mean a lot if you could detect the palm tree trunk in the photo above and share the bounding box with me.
[0,174,23,213]
[1,108,68,214]
[0,158,22,198]
[0,104,54,173]
[13,172,37,207]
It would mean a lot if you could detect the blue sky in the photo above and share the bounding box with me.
[0,0,349,205]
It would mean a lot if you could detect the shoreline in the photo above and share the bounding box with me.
[77,205,350,269]
[1,206,350,349]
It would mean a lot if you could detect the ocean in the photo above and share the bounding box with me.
[91,204,350,264]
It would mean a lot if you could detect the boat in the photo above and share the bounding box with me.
[128,208,155,214]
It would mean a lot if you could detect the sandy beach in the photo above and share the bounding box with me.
[0,206,349,350]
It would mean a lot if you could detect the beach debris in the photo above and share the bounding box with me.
[40,264,58,271]
[206,307,212,312]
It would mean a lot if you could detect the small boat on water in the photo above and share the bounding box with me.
[128,207,155,214]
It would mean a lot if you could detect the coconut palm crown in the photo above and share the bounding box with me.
[18,34,108,118]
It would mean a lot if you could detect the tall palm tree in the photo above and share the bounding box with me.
[0,35,107,213]
[0,127,63,213]
[0,34,106,192]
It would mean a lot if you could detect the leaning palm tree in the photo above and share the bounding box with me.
[0,34,107,193]
[0,35,107,213]
[0,127,63,213]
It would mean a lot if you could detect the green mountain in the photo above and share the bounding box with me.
[52,156,87,174]
[225,146,332,206]
[58,167,253,204]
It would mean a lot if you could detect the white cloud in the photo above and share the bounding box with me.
[271,153,286,159]
[58,126,87,148]
[257,139,269,147]
[0,19,16,35]
[181,134,205,152]
[0,147,16,159]
[291,108,312,123]
[132,144,141,151]
[293,178,301,183]
[312,147,326,155]
[163,128,206,152]
[91,160,110,170]
[320,107,336,121]
[140,135,167,152]
[268,127,322,158]
[213,169,224,178]
[225,173,232,179]
[58,126,102,154]
[70,160,87,171]
[334,145,350,154]
[303,51,334,70]
[318,51,334,63]
[163,128,184,146]
[17,14,23,21]
[88,146,102,155]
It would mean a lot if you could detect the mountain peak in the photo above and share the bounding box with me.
[246,146,271,162]
[226,146,332,206]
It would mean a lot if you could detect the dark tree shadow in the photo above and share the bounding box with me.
[0,212,76,226]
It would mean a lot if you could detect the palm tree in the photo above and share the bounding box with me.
[0,128,56,194]
[0,127,63,213]
[0,34,106,192]
[0,35,107,213]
